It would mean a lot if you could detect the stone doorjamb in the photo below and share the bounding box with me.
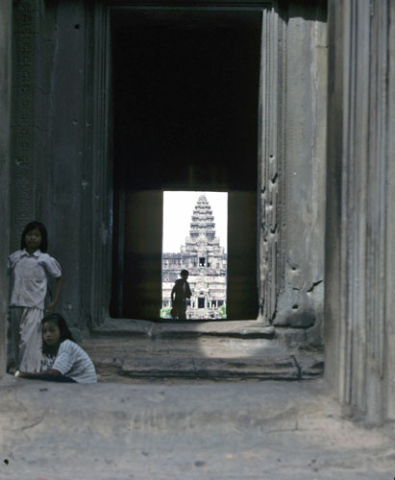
[257,2,281,324]
[88,3,113,328]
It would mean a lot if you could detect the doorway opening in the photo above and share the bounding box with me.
[110,8,261,320]
[161,191,228,320]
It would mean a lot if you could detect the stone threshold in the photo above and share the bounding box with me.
[88,318,324,383]
[117,354,323,381]
[92,317,276,339]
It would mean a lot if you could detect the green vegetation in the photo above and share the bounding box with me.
[218,302,227,319]
[160,307,172,319]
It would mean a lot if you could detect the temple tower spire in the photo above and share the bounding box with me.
[189,194,216,240]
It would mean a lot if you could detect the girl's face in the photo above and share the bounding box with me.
[42,321,61,347]
[25,227,42,253]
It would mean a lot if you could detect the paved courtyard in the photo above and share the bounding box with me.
[1,331,394,480]
[1,377,394,480]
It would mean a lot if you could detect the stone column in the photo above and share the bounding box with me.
[386,0,395,422]
[0,0,12,376]
[10,1,112,332]
[325,0,394,424]
[259,1,327,346]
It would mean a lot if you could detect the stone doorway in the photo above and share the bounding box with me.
[8,0,327,343]
[110,8,261,321]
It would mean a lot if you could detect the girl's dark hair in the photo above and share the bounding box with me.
[21,221,48,252]
[41,313,75,356]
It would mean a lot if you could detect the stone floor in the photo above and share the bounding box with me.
[1,376,395,480]
[78,318,325,383]
[1,326,394,479]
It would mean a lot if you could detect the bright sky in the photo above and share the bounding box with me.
[163,191,228,253]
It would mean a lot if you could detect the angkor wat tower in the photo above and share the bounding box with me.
[162,194,227,319]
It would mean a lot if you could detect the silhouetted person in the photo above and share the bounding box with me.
[171,270,192,320]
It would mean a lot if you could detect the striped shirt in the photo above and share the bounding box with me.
[42,340,97,384]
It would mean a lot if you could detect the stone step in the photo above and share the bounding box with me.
[120,355,298,380]
[90,318,276,339]
[93,354,324,383]
[80,332,324,383]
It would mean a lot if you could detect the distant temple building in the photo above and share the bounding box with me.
[162,194,227,319]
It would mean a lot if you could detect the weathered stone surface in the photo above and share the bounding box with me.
[0,0,12,378]
[261,3,327,332]
[93,317,276,339]
[153,322,276,339]
[324,0,395,423]
[79,333,322,383]
[121,356,299,381]
[92,318,153,337]
[6,1,327,337]
[0,378,393,479]
[295,351,325,379]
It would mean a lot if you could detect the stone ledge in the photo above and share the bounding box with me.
[294,353,325,379]
[92,317,275,339]
[92,318,152,336]
[121,355,299,381]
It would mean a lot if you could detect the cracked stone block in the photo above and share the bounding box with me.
[122,356,299,381]
[296,353,324,379]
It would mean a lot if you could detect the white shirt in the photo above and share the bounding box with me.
[43,340,97,384]
[8,249,62,309]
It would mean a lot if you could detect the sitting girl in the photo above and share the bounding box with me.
[16,314,97,384]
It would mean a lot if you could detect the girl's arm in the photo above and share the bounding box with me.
[7,251,19,275]
[47,276,63,314]
[16,368,61,379]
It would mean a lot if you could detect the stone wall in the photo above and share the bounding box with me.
[10,0,112,334]
[6,0,328,340]
[0,0,12,375]
[325,0,395,423]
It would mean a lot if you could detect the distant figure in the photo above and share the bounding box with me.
[16,313,97,384]
[171,270,192,320]
[8,221,63,373]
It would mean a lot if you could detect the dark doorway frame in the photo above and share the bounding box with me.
[109,5,268,321]
[89,0,281,326]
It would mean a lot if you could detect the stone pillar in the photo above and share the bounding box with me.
[45,1,93,329]
[386,0,395,422]
[0,0,12,376]
[259,1,327,345]
[325,0,395,423]
[10,1,112,332]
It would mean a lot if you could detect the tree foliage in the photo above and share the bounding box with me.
[218,302,227,319]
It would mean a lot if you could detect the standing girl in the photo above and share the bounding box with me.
[8,221,63,372]
[16,314,97,384]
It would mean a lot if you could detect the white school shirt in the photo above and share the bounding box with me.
[43,339,97,384]
[8,249,62,309]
